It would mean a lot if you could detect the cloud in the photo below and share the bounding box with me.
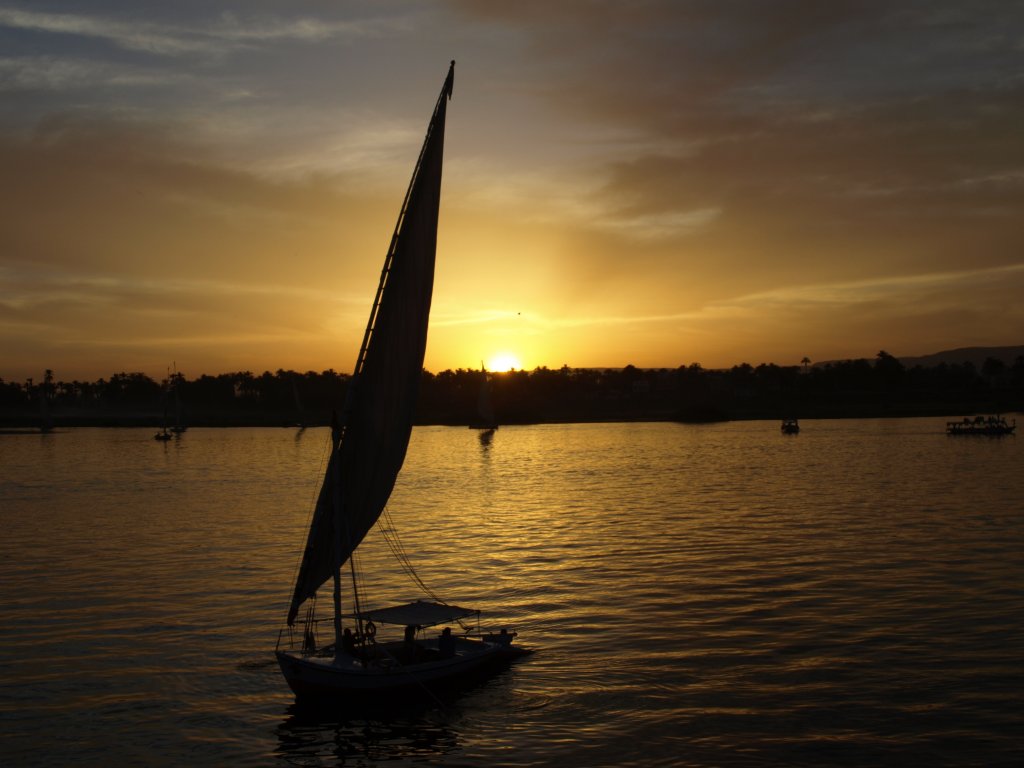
[426,261,1024,369]
[0,54,192,91]
[0,6,387,58]
[1,7,222,56]
[0,256,368,380]
[3,2,1023,377]
[450,2,1024,223]
[596,208,722,241]
[0,116,413,379]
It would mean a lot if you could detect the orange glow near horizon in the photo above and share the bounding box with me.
[485,352,523,373]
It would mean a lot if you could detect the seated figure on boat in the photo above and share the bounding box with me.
[403,624,420,662]
[341,627,355,655]
[438,626,455,658]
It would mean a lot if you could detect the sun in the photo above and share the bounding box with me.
[486,352,522,373]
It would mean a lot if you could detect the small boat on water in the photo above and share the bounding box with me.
[781,418,800,434]
[275,62,525,700]
[170,365,187,434]
[155,376,173,441]
[468,363,498,431]
[946,415,1016,436]
[39,371,54,434]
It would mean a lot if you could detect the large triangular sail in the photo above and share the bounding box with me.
[287,62,454,626]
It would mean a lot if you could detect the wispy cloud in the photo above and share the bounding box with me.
[0,265,358,311]
[712,263,1024,314]
[0,55,191,91]
[0,7,386,58]
[0,7,220,56]
[437,263,1024,333]
[598,208,722,241]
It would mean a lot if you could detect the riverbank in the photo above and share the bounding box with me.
[3,402,1020,430]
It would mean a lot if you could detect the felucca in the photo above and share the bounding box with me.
[275,62,523,700]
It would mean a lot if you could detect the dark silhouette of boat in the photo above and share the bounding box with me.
[468,363,498,430]
[781,418,800,434]
[946,415,1016,436]
[155,372,175,440]
[275,62,525,700]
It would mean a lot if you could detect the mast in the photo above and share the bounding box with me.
[287,61,455,634]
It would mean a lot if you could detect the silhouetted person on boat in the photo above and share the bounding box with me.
[341,627,355,655]
[438,626,455,658]
[404,624,419,661]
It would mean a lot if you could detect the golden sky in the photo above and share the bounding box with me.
[2,1,1023,381]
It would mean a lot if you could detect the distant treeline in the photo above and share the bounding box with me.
[2,351,1022,428]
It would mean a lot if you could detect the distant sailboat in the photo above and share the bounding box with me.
[468,363,498,431]
[275,62,524,700]
[39,371,54,434]
[154,376,172,441]
[290,375,306,430]
[170,364,187,434]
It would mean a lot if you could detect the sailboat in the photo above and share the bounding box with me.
[275,62,524,700]
[154,377,172,441]
[468,363,498,431]
[170,364,187,434]
[39,371,54,434]
[289,375,306,430]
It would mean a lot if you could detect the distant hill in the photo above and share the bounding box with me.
[897,345,1024,369]
[814,345,1024,369]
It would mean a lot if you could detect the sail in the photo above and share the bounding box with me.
[287,63,454,625]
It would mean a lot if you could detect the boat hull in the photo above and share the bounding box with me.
[276,640,509,699]
[946,416,1016,436]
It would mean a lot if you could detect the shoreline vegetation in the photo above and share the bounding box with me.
[3,351,1022,429]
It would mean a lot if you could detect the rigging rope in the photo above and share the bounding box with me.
[377,506,443,602]
[281,429,334,625]
[376,507,471,633]
[349,549,367,638]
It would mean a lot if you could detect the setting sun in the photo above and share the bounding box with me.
[486,352,522,373]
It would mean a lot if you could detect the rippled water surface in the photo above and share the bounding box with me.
[1,420,1022,766]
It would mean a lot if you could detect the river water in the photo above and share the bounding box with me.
[1,420,1021,766]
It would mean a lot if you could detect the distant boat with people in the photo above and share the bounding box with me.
[946,415,1016,436]
[781,418,800,434]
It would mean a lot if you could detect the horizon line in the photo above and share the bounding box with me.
[7,344,1024,385]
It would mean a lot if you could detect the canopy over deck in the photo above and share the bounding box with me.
[350,600,479,627]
